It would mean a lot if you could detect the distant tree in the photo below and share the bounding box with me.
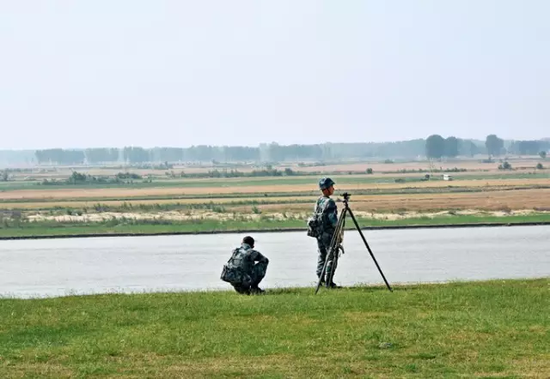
[366,168,373,174]
[444,136,459,158]
[536,163,544,170]
[123,147,150,163]
[284,168,295,176]
[485,134,504,157]
[155,148,184,162]
[1,170,8,182]
[458,139,479,157]
[540,151,547,159]
[68,171,88,183]
[498,161,512,170]
[35,149,85,165]
[469,141,479,156]
[85,148,119,163]
[512,140,542,155]
[425,135,446,159]
[116,172,142,180]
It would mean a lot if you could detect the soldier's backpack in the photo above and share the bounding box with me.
[220,264,246,284]
[306,215,320,238]
[220,248,251,286]
[306,199,325,238]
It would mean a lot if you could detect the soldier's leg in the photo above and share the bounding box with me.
[232,283,250,294]
[250,261,268,288]
[317,235,334,280]
[321,233,337,281]
[316,237,327,280]
[330,245,341,278]
[231,274,252,294]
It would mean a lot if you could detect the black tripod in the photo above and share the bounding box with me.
[315,192,393,294]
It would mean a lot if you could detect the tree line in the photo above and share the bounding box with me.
[30,140,453,164]
[425,134,550,159]
[32,146,263,165]
[1,137,547,166]
[508,140,550,156]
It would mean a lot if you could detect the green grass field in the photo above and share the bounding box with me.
[1,213,549,239]
[0,175,417,191]
[1,171,548,192]
[0,279,547,378]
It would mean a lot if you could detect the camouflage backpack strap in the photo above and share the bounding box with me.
[226,247,239,264]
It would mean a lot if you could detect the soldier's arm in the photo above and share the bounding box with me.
[326,199,338,227]
[251,250,269,264]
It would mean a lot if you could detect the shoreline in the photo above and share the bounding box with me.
[1,220,549,240]
[2,277,549,300]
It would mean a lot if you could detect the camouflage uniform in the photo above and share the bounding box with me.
[314,178,339,282]
[221,242,269,294]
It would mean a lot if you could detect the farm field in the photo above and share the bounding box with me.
[4,157,542,175]
[1,158,549,238]
[2,177,550,201]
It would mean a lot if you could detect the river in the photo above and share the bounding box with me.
[0,225,548,298]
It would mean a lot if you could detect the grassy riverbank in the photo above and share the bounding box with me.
[0,279,548,378]
[1,213,550,238]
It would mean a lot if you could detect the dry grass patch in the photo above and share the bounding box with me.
[0,196,314,210]
[26,211,256,223]
[24,208,550,224]
[0,363,74,379]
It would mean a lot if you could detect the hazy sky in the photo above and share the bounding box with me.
[1,1,549,149]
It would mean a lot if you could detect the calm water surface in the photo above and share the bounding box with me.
[0,225,548,298]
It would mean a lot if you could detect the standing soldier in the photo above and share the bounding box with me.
[313,177,340,288]
[220,236,269,294]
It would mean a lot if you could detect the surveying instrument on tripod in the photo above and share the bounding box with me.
[315,192,393,294]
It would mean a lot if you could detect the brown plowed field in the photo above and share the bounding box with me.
[232,188,550,213]
[5,187,549,214]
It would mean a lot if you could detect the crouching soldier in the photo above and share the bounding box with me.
[220,236,269,294]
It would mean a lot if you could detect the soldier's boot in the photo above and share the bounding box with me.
[250,285,265,294]
[233,284,251,295]
[325,271,341,289]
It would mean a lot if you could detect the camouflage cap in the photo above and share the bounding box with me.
[319,177,335,190]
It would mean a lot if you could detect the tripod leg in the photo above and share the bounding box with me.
[315,207,346,294]
[346,206,393,292]
[326,208,346,287]
[325,215,345,287]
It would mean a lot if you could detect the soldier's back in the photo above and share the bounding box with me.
[227,246,256,273]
